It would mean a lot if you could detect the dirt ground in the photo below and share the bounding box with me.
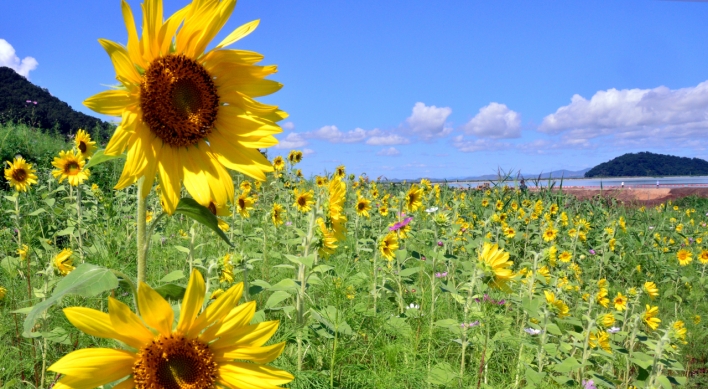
[545,187,708,206]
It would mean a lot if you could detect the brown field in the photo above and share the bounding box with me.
[548,187,708,206]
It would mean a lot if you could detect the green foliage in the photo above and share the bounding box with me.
[585,151,708,177]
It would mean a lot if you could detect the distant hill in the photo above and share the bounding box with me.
[0,66,113,140]
[585,152,708,178]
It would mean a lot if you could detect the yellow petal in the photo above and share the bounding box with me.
[120,0,146,69]
[191,0,237,57]
[217,342,286,364]
[208,133,273,180]
[105,109,138,156]
[48,348,135,380]
[176,270,206,335]
[218,362,294,389]
[98,39,141,85]
[210,320,279,351]
[158,4,189,56]
[188,282,243,338]
[84,90,134,117]
[214,105,283,137]
[63,307,144,350]
[137,281,174,336]
[139,136,163,196]
[108,296,155,345]
[112,377,135,389]
[220,78,283,98]
[200,300,256,343]
[157,145,183,214]
[180,147,212,207]
[141,0,163,60]
[215,19,260,50]
[201,49,265,67]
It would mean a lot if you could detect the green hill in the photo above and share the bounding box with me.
[0,66,113,139]
[584,151,708,178]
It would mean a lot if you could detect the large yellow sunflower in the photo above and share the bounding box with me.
[48,270,292,388]
[379,232,399,262]
[51,150,90,187]
[4,156,38,192]
[478,242,514,290]
[293,188,314,213]
[271,203,285,226]
[328,176,347,240]
[316,217,338,258]
[84,0,286,214]
[75,129,97,158]
[405,184,423,212]
[272,156,285,172]
[355,197,371,218]
[54,248,75,276]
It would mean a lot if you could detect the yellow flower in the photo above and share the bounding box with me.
[405,184,423,212]
[145,210,154,223]
[379,232,399,262]
[206,200,231,231]
[235,192,255,218]
[91,183,100,192]
[49,270,292,388]
[287,150,303,164]
[379,204,389,216]
[544,291,570,318]
[74,129,97,158]
[271,203,285,226]
[672,320,687,343]
[84,0,286,214]
[481,199,489,207]
[291,188,314,213]
[599,312,616,328]
[272,156,285,172]
[675,223,684,232]
[694,315,701,324]
[17,244,29,260]
[355,197,371,218]
[0,286,6,300]
[179,229,188,238]
[54,248,75,276]
[643,305,661,330]
[613,292,628,311]
[558,251,572,263]
[220,253,234,283]
[676,249,692,266]
[596,288,610,308]
[315,175,328,187]
[644,281,659,299]
[504,227,516,239]
[51,150,90,187]
[328,177,347,241]
[589,331,612,352]
[609,238,616,252]
[478,243,514,290]
[334,165,346,178]
[317,217,338,258]
[239,180,252,193]
[4,156,38,192]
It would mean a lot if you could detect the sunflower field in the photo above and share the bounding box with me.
[1,0,708,388]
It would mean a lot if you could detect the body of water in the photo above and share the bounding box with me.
[448,176,708,188]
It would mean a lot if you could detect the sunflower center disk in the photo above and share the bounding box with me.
[78,141,87,153]
[140,55,219,148]
[11,168,27,182]
[64,162,80,175]
[133,334,218,389]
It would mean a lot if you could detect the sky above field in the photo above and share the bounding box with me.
[2,0,708,179]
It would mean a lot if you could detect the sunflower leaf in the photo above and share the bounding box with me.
[174,198,233,247]
[84,149,125,169]
[22,263,118,337]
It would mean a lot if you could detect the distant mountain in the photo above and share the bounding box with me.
[585,152,708,178]
[0,66,113,139]
[383,168,591,183]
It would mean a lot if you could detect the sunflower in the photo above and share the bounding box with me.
[0,285,6,300]
[328,177,347,241]
[379,232,399,262]
[287,150,303,164]
[17,244,29,260]
[676,249,692,266]
[558,251,572,263]
[293,188,314,213]
[234,192,255,218]
[644,281,659,299]
[699,249,708,265]
[672,320,687,343]
[74,129,97,158]
[355,197,371,218]
[295,169,303,179]
[599,312,616,328]
[542,227,558,242]
[220,253,234,283]
[315,175,328,187]
[84,0,286,214]
[503,227,516,239]
[4,156,38,192]
[240,180,252,193]
[379,204,389,216]
[405,184,423,212]
[316,218,338,258]
[478,242,514,290]
[207,199,231,231]
[54,248,75,276]
[334,165,346,178]
[271,203,285,226]
[272,156,285,172]
[643,305,661,330]
[613,292,628,311]
[589,331,612,352]
[48,270,292,388]
[544,291,570,318]
[52,150,90,187]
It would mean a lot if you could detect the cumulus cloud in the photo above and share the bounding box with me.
[0,39,38,78]
[376,147,400,156]
[451,135,509,153]
[405,102,453,140]
[539,82,708,140]
[463,102,521,139]
[366,134,410,146]
[274,132,308,149]
[306,125,369,143]
[303,148,315,155]
[281,121,295,130]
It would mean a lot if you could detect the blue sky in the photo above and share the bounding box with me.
[2,0,708,179]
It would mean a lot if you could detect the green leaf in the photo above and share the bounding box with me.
[312,265,334,274]
[28,208,46,216]
[264,291,291,309]
[23,264,118,337]
[428,362,458,385]
[398,267,422,277]
[525,367,546,385]
[552,356,580,373]
[153,284,186,300]
[383,316,412,338]
[84,149,125,169]
[160,270,185,283]
[174,198,233,247]
[42,327,72,345]
[311,306,353,335]
[546,323,563,336]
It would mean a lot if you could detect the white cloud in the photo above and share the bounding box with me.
[366,134,410,146]
[274,132,308,149]
[451,135,509,153]
[306,125,369,143]
[303,148,315,155]
[0,39,38,78]
[463,102,521,139]
[539,81,708,139]
[405,102,453,139]
[281,121,295,130]
[376,147,400,156]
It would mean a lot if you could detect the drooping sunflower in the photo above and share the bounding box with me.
[287,150,303,164]
[316,217,338,258]
[52,150,90,187]
[334,165,346,179]
[4,156,38,192]
[643,305,661,330]
[235,191,255,218]
[74,129,97,158]
[84,0,286,214]
[48,270,293,388]
[644,281,659,299]
[272,156,285,172]
[54,248,75,276]
[676,249,692,266]
[240,180,252,194]
[271,203,285,226]
[379,232,399,262]
[599,312,615,328]
[355,197,371,218]
[478,242,514,290]
[543,291,569,318]
[589,331,612,352]
[293,188,314,213]
[405,184,423,212]
[327,177,347,240]
[220,253,234,283]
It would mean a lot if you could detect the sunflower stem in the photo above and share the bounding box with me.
[76,184,84,262]
[136,178,147,285]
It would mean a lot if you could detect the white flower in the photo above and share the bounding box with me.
[607,326,620,334]
[406,303,420,310]
[524,328,541,335]
[425,207,439,213]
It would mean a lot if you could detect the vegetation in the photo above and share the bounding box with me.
[585,151,708,178]
[2,139,708,388]
[0,66,114,140]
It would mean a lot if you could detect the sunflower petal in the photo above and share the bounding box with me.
[188,282,243,338]
[84,90,134,117]
[108,297,155,345]
[120,0,146,68]
[201,49,265,67]
[191,0,237,57]
[112,377,136,389]
[218,362,294,389]
[180,147,212,207]
[157,145,183,214]
[215,19,260,49]
[48,348,135,380]
[98,39,141,85]
[200,300,256,343]
[176,269,206,335]
[63,307,144,350]
[220,78,283,98]
[141,0,164,60]
[138,281,174,336]
[210,320,279,351]
[217,342,286,364]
